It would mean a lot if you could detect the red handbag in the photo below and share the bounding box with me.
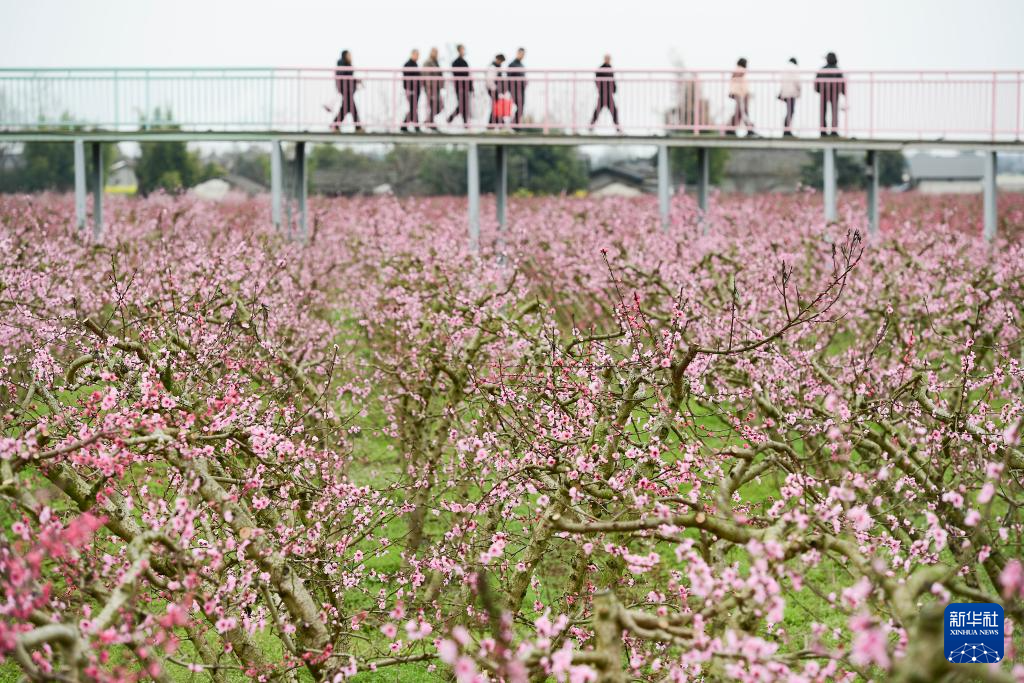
[494,95,513,119]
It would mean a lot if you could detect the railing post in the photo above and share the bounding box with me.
[984,150,997,242]
[657,144,671,230]
[34,70,41,123]
[270,139,283,230]
[467,142,480,252]
[113,71,120,130]
[90,142,103,241]
[392,71,399,132]
[268,68,275,129]
[543,73,550,134]
[866,150,879,237]
[991,72,998,141]
[74,138,86,231]
[143,70,150,130]
[295,141,307,242]
[1016,71,1021,141]
[868,72,875,140]
[693,74,701,134]
[571,76,578,134]
[823,146,837,222]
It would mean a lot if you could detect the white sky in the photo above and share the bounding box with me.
[2,0,1023,72]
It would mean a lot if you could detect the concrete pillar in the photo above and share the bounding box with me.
[270,139,283,230]
[696,147,710,234]
[295,141,307,242]
[90,142,103,240]
[866,150,879,237]
[467,143,480,252]
[657,144,671,230]
[696,147,710,212]
[74,138,86,231]
[984,150,997,242]
[496,145,507,232]
[823,146,837,222]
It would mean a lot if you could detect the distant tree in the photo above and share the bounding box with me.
[509,146,589,195]
[669,147,729,187]
[800,151,906,189]
[308,143,589,197]
[309,145,388,195]
[198,160,226,183]
[0,115,116,193]
[416,148,467,196]
[877,151,907,187]
[135,109,202,195]
[230,150,271,187]
[416,145,588,196]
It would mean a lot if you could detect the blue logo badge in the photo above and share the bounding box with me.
[944,603,1004,663]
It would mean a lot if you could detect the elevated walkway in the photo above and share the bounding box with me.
[5,61,1022,243]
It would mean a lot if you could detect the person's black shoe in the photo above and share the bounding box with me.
[783,131,794,137]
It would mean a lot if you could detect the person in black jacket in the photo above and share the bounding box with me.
[590,54,621,131]
[815,52,846,137]
[332,50,362,132]
[402,49,421,132]
[447,44,473,126]
[507,47,526,126]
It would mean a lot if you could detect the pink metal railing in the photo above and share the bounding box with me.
[0,67,1021,140]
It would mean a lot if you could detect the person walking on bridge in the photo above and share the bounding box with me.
[422,47,443,130]
[589,54,622,132]
[727,58,756,136]
[447,44,473,127]
[815,52,846,137]
[507,48,527,127]
[778,57,801,136]
[402,49,422,132]
[486,54,507,127]
[332,50,362,132]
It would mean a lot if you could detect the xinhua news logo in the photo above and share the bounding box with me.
[943,603,1004,664]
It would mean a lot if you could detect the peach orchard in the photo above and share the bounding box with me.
[1,191,1023,682]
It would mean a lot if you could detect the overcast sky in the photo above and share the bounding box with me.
[2,0,1023,72]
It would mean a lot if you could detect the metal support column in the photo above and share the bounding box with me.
[467,143,480,252]
[295,141,307,242]
[496,145,507,232]
[823,146,837,222]
[90,142,103,240]
[696,147,710,233]
[866,150,879,237]
[983,150,997,242]
[657,144,671,230]
[74,138,86,231]
[270,139,283,230]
